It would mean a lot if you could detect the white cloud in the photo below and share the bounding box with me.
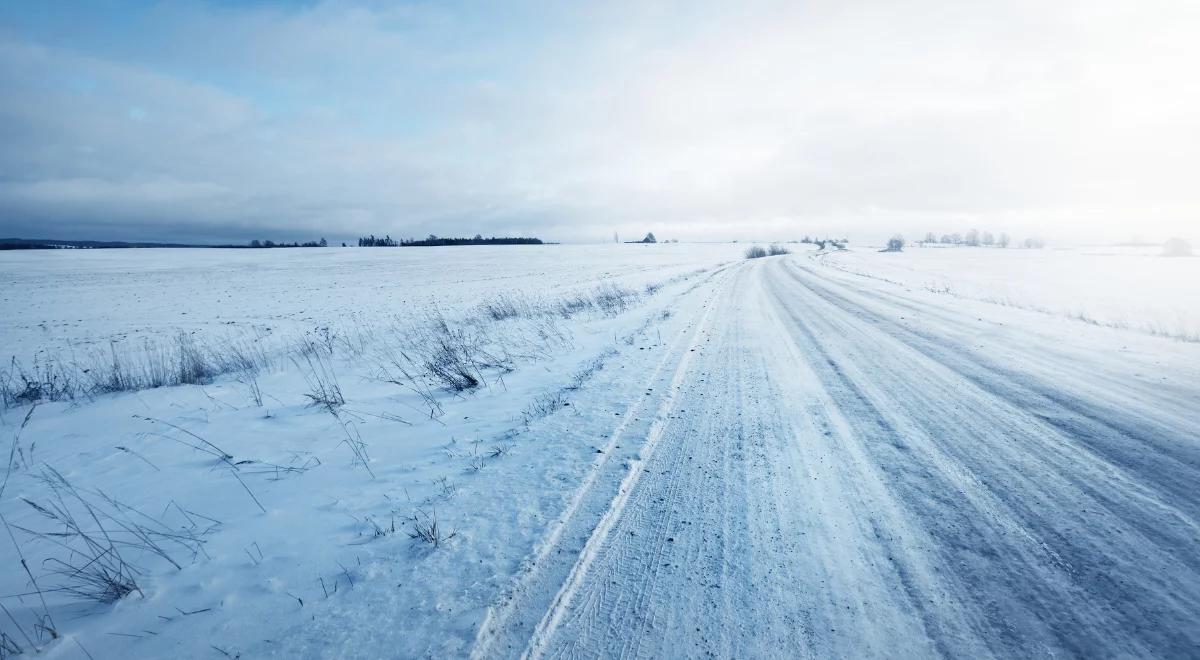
[1,0,1198,243]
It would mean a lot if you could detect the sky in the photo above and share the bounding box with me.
[1,0,1198,245]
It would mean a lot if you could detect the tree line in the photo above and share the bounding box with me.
[799,236,849,249]
[245,238,327,248]
[915,230,1044,249]
[358,234,543,247]
[882,230,1047,252]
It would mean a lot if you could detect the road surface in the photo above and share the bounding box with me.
[474,255,1200,659]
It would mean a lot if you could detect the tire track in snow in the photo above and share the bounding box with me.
[761,258,1200,657]
[478,255,1200,658]
[775,260,1200,548]
[470,265,736,659]
[529,263,965,658]
[520,270,730,660]
[785,257,1199,456]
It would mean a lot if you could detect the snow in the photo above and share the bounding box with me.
[2,243,1199,658]
[0,244,740,367]
[0,244,739,658]
[818,244,1200,341]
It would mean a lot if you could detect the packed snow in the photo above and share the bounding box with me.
[1,243,1198,658]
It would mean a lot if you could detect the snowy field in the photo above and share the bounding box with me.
[0,244,741,368]
[2,244,1199,658]
[818,245,1200,341]
[0,244,741,658]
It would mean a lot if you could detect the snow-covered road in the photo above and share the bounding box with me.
[476,255,1200,658]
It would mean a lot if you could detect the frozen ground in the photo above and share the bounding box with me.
[818,244,1200,341]
[2,244,1199,658]
[0,244,740,367]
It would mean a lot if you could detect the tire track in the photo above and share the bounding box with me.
[762,258,1200,657]
[776,259,1200,537]
[470,265,736,659]
[476,255,1200,659]
[524,267,733,660]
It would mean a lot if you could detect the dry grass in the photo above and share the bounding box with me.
[9,468,213,606]
[296,352,345,412]
[3,277,658,411]
[407,509,456,548]
[522,390,569,424]
[2,332,274,410]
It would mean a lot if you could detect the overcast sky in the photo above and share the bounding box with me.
[1,0,1198,244]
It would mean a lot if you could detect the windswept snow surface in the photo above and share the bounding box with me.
[818,245,1200,341]
[2,245,1199,658]
[0,244,738,366]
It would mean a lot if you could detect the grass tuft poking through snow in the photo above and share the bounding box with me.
[0,281,650,411]
[297,352,345,412]
[11,467,214,605]
[522,390,569,425]
[407,509,456,549]
[0,332,274,410]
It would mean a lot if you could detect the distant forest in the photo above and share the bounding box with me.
[0,237,332,250]
[241,238,327,248]
[358,234,543,247]
[0,235,544,250]
[0,238,199,250]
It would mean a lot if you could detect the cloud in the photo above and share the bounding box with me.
[1,0,1198,244]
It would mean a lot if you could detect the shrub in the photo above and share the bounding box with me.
[744,245,768,259]
[1163,237,1193,257]
[882,235,905,252]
